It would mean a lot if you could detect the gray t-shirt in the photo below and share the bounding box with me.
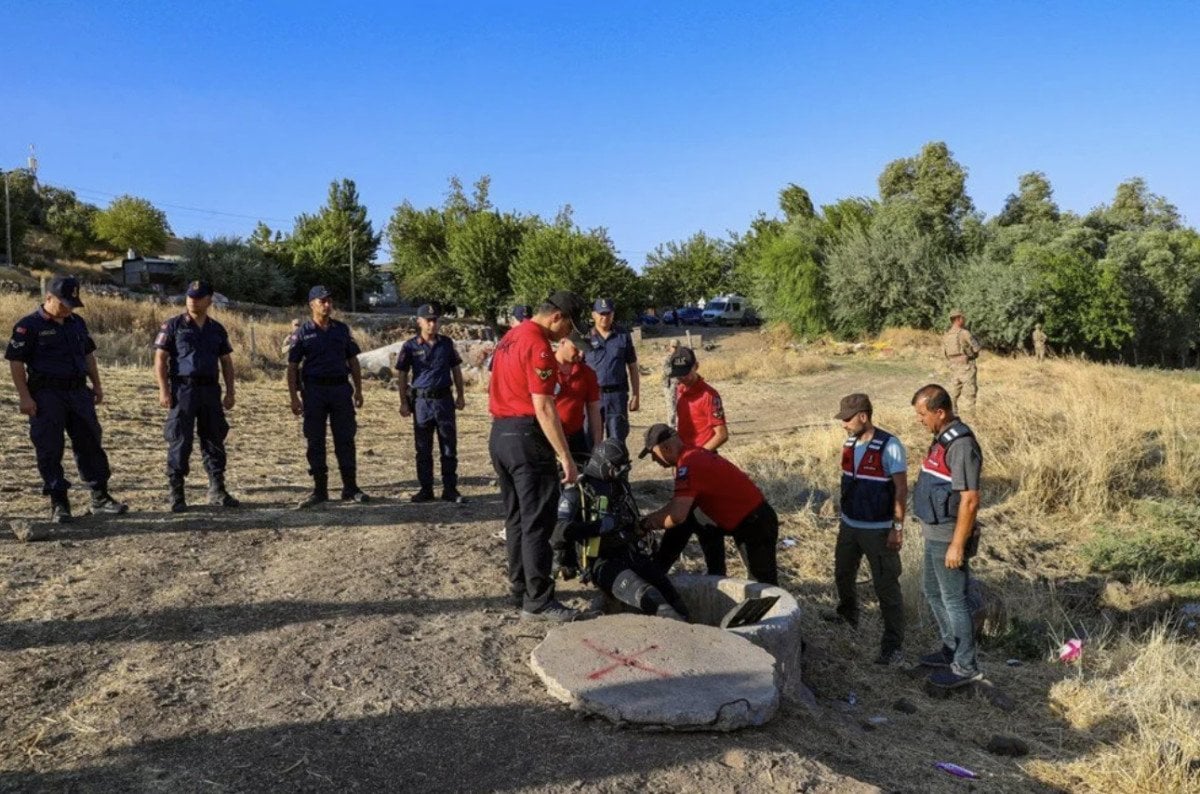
[920,436,982,543]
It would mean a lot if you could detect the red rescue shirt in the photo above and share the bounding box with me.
[672,446,764,530]
[555,361,600,435]
[675,376,726,448]
[489,320,556,417]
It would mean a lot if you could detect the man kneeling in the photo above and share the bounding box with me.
[552,439,689,621]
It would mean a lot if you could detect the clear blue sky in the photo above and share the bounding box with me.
[5,1,1198,265]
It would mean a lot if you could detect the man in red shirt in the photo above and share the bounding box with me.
[554,335,602,465]
[489,290,589,622]
[671,347,728,451]
[638,424,778,584]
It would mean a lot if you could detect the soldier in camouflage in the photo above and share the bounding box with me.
[1032,323,1048,363]
[942,310,981,413]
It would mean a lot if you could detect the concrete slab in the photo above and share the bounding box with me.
[530,614,779,731]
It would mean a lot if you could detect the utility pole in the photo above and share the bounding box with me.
[3,171,11,269]
[349,232,356,313]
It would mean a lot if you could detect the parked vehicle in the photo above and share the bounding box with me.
[701,294,749,326]
[664,306,704,325]
[638,312,662,326]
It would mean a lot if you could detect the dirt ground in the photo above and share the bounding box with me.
[1,326,1061,792]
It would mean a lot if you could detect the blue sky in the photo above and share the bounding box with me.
[5,1,1198,264]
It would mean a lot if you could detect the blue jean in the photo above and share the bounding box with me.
[922,539,978,674]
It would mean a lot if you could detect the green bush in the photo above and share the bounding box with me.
[1082,500,1200,583]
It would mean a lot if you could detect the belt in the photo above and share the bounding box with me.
[305,375,349,386]
[412,387,451,399]
[28,374,87,391]
[600,385,627,394]
[172,374,218,386]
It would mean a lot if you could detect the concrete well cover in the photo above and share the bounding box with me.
[530,615,779,731]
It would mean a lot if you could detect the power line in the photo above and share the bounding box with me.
[53,182,294,225]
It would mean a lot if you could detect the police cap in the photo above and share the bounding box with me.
[49,275,84,308]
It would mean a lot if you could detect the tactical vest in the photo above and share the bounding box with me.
[912,420,975,525]
[559,476,643,579]
[840,428,896,523]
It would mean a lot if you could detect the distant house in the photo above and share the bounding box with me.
[100,248,187,290]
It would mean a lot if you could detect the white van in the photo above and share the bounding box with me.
[701,294,749,326]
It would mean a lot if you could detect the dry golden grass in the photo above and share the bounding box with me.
[699,348,832,382]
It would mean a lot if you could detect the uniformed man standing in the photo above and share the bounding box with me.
[288,285,368,508]
[5,276,127,522]
[583,298,639,442]
[671,346,728,451]
[396,304,465,504]
[153,280,239,512]
[1032,323,1048,363]
[662,338,679,426]
[553,334,602,464]
[489,290,588,622]
[942,309,981,413]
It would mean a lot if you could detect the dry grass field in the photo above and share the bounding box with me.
[1,299,1198,792]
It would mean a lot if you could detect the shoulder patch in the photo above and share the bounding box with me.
[710,394,724,419]
[14,326,25,335]
[675,465,689,480]
[535,367,554,381]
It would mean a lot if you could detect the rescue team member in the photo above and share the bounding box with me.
[830,393,907,666]
[911,383,984,688]
[5,276,127,522]
[153,280,239,513]
[670,346,728,451]
[639,424,778,584]
[288,285,368,509]
[553,334,601,465]
[396,304,465,504]
[583,297,639,443]
[489,290,588,622]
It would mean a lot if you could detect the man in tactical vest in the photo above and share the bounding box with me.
[829,393,908,666]
[551,439,689,621]
[911,383,984,688]
[1032,323,1048,363]
[942,309,981,413]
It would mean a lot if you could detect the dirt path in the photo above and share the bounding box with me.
[0,335,1044,792]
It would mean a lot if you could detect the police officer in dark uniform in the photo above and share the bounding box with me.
[153,280,239,512]
[396,304,466,503]
[5,276,128,522]
[489,290,588,622]
[583,297,640,443]
[287,285,368,508]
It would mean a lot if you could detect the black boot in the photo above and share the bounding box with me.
[207,473,240,507]
[297,473,329,510]
[49,492,72,524]
[91,487,128,515]
[168,476,187,513]
[339,469,368,503]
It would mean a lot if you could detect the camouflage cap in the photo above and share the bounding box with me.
[949,308,965,319]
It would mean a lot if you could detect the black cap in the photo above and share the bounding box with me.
[668,346,697,378]
[416,304,438,319]
[49,276,83,308]
[186,279,214,298]
[546,290,587,327]
[308,285,332,301]
[639,423,677,458]
[834,393,873,421]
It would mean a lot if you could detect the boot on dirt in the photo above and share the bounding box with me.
[339,469,369,503]
[296,473,329,510]
[49,492,72,524]
[90,487,128,515]
[168,476,187,513]
[207,473,240,508]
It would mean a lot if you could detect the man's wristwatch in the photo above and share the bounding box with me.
[892,521,904,532]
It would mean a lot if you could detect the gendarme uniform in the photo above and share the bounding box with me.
[396,306,463,501]
[583,299,638,443]
[4,276,126,521]
[942,313,981,412]
[154,281,236,509]
[289,288,363,499]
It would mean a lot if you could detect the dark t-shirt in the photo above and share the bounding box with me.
[288,319,361,379]
[5,308,96,378]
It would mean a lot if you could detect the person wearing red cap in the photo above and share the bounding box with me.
[489,290,589,622]
[638,423,778,584]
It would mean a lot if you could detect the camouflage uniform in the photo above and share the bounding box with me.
[662,343,679,426]
[942,314,981,413]
[1032,325,1048,363]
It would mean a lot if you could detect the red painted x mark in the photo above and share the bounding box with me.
[582,638,672,681]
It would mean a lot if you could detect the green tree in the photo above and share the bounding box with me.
[997,171,1060,227]
[386,202,455,305]
[91,194,170,255]
[1034,247,1132,356]
[1105,177,1181,232]
[42,187,99,258]
[290,179,381,302]
[878,141,974,248]
[748,229,827,338]
[449,209,529,318]
[509,210,640,318]
[779,184,815,222]
[179,237,295,305]
[1,169,42,266]
[641,232,731,309]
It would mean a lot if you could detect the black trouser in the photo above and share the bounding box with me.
[29,386,111,495]
[654,512,728,576]
[835,520,904,653]
[165,381,228,479]
[302,381,357,478]
[491,417,559,612]
[413,395,457,492]
[591,549,688,616]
